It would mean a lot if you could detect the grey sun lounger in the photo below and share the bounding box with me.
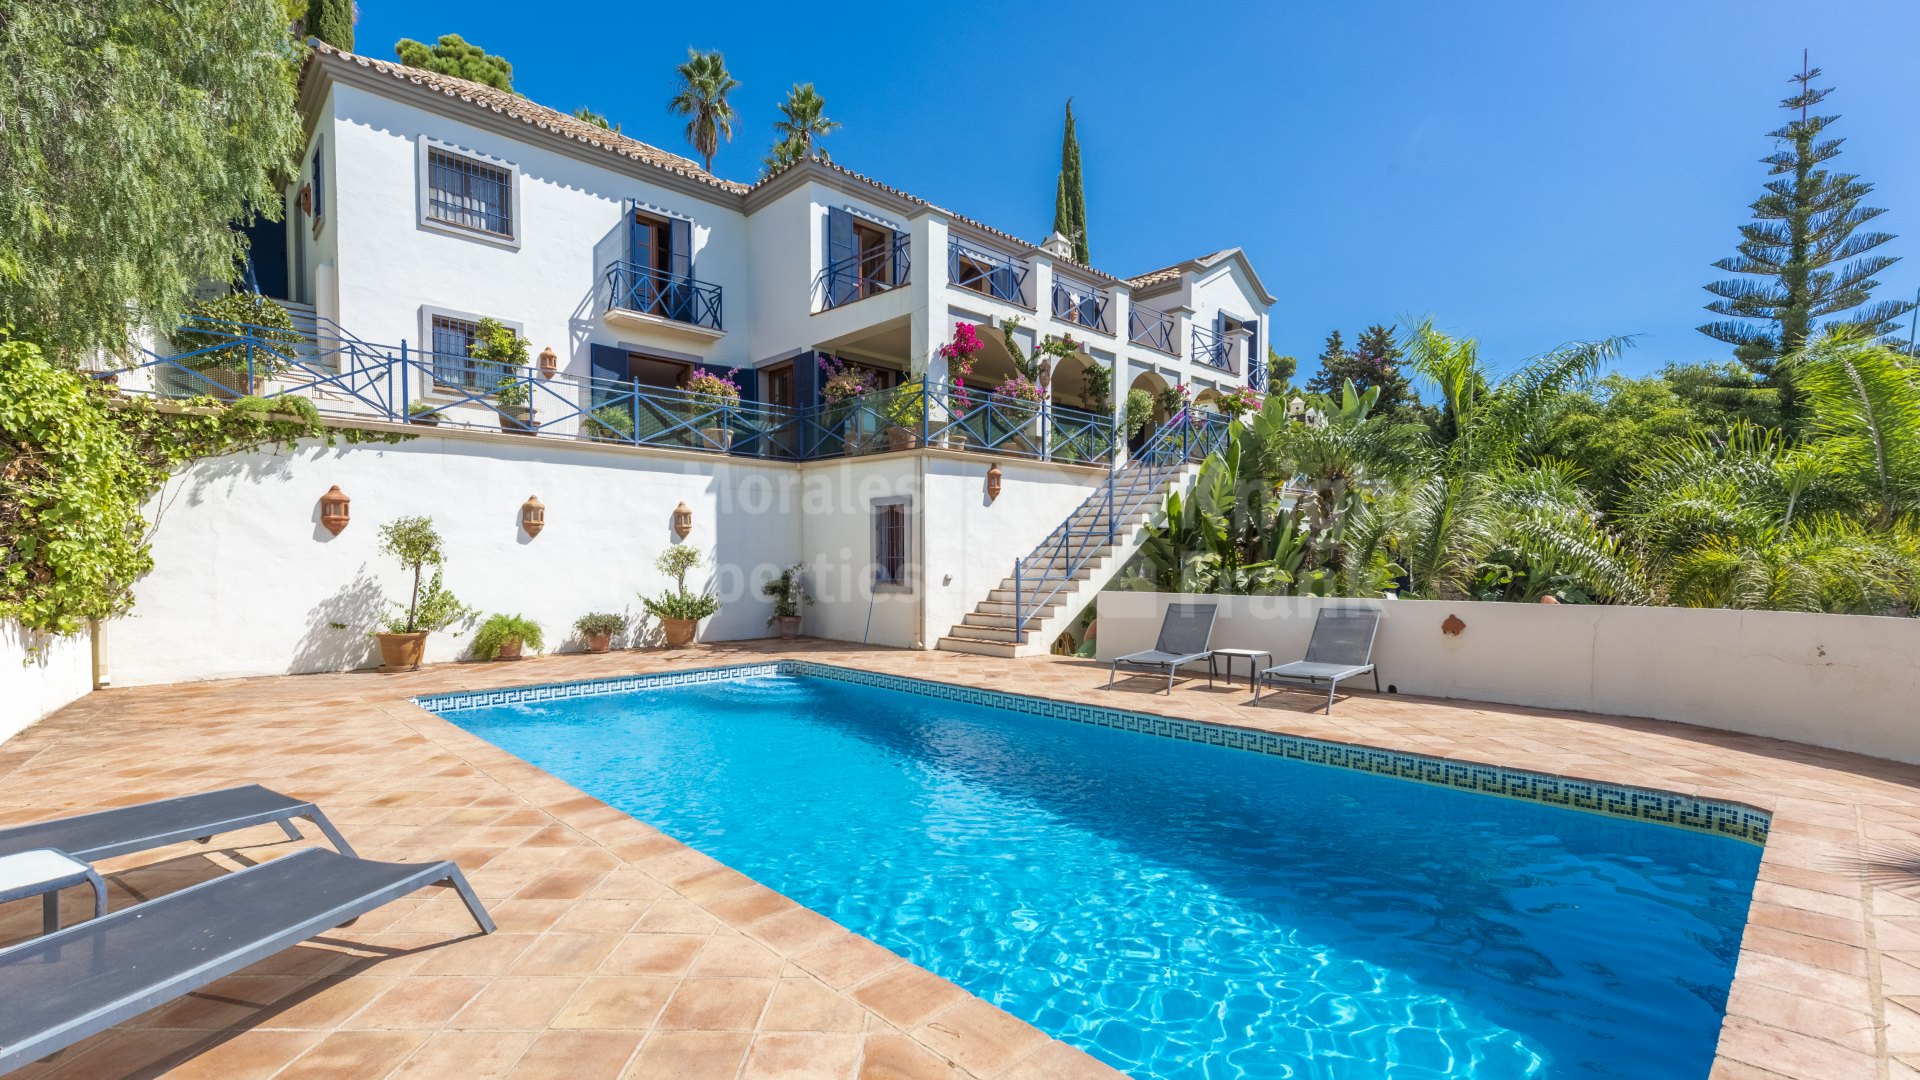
[1254,607,1382,713]
[0,847,493,1073]
[1108,602,1218,694]
[0,785,357,863]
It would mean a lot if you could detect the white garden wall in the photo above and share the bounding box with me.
[1,622,94,743]
[1098,592,1920,765]
[104,425,1108,685]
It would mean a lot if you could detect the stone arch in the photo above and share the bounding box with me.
[1126,370,1171,450]
[1049,350,1108,414]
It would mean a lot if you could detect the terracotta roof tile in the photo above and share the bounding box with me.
[304,41,749,194]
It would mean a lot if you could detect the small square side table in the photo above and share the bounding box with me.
[0,848,108,934]
[1208,649,1274,691]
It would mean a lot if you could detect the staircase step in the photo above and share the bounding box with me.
[935,635,1022,658]
[942,623,1022,643]
[975,598,1060,615]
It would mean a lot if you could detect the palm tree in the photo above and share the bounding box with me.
[1394,320,1644,603]
[667,49,737,174]
[1619,332,1920,613]
[772,83,839,164]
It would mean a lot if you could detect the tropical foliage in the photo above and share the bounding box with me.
[669,49,737,174]
[764,82,837,176]
[1138,319,1920,616]
[0,0,303,363]
[471,613,543,658]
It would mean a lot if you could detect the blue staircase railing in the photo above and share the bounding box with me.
[1010,409,1231,642]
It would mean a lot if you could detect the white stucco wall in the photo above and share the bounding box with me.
[1,622,93,743]
[112,432,801,686]
[921,456,1106,639]
[1097,592,1920,765]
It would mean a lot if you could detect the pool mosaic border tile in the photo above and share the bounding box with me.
[416,660,1771,846]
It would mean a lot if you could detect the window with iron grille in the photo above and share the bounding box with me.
[430,314,487,390]
[426,148,514,237]
[873,499,910,588]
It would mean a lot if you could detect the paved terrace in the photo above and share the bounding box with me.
[0,641,1910,1080]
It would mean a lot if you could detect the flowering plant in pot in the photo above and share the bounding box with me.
[472,318,533,433]
[1216,385,1263,421]
[881,386,926,451]
[686,367,741,451]
[373,516,476,671]
[472,613,544,660]
[761,564,812,639]
[573,612,627,653]
[640,545,720,647]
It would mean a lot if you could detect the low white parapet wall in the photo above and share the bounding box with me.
[1096,591,1920,765]
[1,622,94,744]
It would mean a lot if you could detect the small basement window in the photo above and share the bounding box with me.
[873,498,911,590]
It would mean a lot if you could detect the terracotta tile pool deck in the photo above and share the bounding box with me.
[0,640,1913,1079]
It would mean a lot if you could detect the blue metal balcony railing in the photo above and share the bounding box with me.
[816,232,911,311]
[1050,277,1111,335]
[1192,325,1235,373]
[1128,305,1177,355]
[947,239,1030,306]
[602,260,723,331]
[98,316,1116,469]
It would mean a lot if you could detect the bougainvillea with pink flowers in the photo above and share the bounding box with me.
[992,372,1044,405]
[1216,385,1263,419]
[686,367,742,403]
[818,355,877,403]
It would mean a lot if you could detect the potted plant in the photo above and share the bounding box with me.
[573,612,627,653]
[686,367,741,451]
[1124,387,1154,440]
[882,387,925,452]
[640,545,720,647]
[472,613,543,660]
[407,401,441,427]
[170,291,300,399]
[471,318,533,433]
[1217,385,1263,422]
[818,355,876,453]
[761,564,812,639]
[373,516,476,671]
[587,403,634,442]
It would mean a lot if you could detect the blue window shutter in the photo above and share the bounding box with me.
[669,217,692,278]
[588,344,627,408]
[627,207,646,266]
[826,208,856,305]
[892,228,910,288]
[733,366,758,402]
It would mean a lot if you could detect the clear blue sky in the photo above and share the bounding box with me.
[355,0,1920,381]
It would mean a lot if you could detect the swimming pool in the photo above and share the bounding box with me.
[426,664,1764,1079]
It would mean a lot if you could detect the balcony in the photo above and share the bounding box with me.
[947,239,1031,307]
[1050,277,1111,335]
[816,233,911,311]
[601,260,723,339]
[1127,305,1177,355]
[1191,325,1235,373]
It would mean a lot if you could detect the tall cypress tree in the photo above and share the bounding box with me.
[304,0,353,50]
[1701,57,1913,426]
[1052,100,1089,264]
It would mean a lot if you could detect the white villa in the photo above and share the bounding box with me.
[67,42,1275,702]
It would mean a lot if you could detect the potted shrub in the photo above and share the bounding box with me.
[641,545,720,647]
[471,318,534,433]
[373,516,476,671]
[472,613,543,660]
[819,355,876,454]
[407,401,441,426]
[573,612,626,653]
[1124,387,1154,441]
[171,291,300,399]
[762,564,812,639]
[587,403,634,442]
[882,387,924,452]
[687,367,741,451]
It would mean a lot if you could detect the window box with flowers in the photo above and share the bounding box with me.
[687,367,741,451]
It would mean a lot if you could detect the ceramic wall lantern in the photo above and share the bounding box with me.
[520,495,545,537]
[318,485,350,535]
[538,347,558,378]
[1441,613,1466,636]
[672,501,693,539]
[985,464,1003,502]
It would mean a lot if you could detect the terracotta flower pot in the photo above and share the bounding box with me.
[376,631,428,672]
[661,618,698,648]
[495,639,524,661]
[499,406,535,434]
[885,426,919,452]
[701,426,734,452]
[776,616,802,640]
[585,632,612,654]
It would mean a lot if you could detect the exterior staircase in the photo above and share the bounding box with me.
[937,410,1229,658]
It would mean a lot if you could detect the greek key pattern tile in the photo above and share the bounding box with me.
[419,660,1771,846]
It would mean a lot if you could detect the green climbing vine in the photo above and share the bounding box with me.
[0,331,402,637]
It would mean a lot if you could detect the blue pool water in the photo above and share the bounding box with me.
[438,672,1761,1079]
